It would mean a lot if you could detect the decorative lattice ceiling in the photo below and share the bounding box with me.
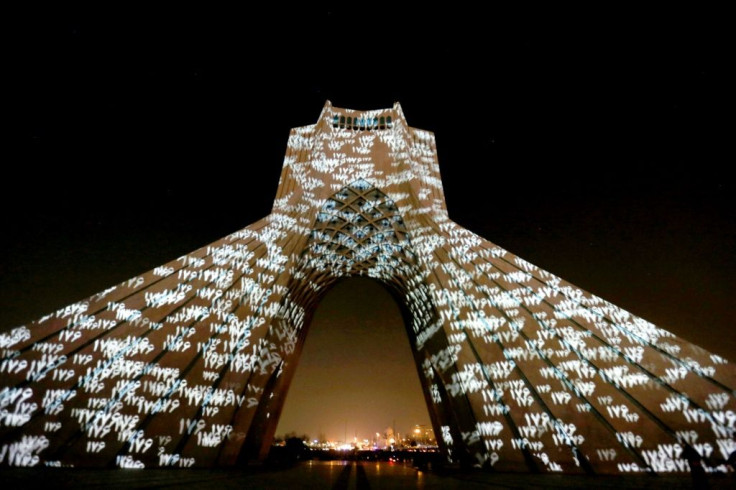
[304,179,416,283]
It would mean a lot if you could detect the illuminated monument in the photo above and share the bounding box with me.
[1,101,735,474]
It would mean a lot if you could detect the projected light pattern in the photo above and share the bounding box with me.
[1,101,734,474]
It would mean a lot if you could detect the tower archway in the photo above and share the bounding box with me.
[235,179,451,462]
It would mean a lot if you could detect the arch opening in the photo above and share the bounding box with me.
[274,277,434,452]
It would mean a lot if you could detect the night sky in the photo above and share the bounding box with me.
[3,9,733,442]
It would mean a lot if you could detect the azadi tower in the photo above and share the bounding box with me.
[1,102,734,474]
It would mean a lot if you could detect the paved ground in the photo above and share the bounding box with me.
[0,461,733,489]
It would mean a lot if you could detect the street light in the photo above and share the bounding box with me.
[414,426,424,445]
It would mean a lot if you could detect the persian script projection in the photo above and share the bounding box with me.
[1,102,734,473]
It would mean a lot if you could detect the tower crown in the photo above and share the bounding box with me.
[320,100,405,132]
[273,100,448,218]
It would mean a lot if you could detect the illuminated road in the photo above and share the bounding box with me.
[0,462,733,489]
[283,460,474,489]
